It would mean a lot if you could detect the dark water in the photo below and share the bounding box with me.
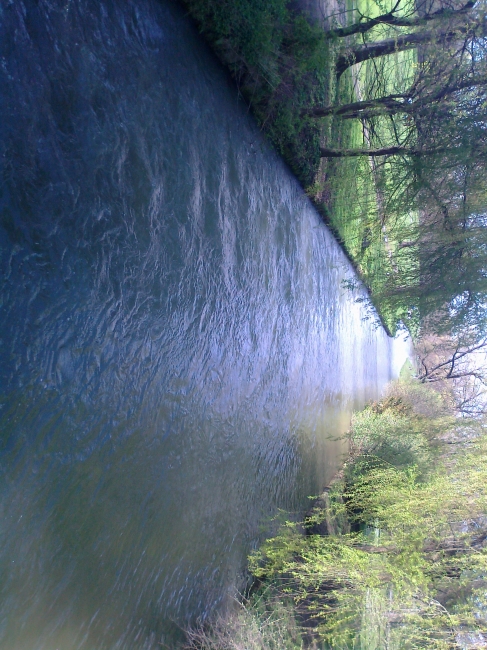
[0,1,409,647]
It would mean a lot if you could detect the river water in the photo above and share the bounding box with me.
[0,1,409,648]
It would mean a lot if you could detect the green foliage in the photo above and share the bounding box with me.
[248,380,487,649]
[346,381,452,479]
[184,0,288,62]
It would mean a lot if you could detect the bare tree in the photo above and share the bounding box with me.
[335,14,485,76]
[304,74,487,120]
[416,334,487,416]
[323,0,475,40]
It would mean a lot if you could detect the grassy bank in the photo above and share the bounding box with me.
[180,0,419,333]
[184,377,487,649]
[324,0,419,333]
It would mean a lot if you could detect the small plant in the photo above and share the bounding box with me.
[183,587,303,650]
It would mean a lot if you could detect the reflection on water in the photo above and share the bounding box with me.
[0,0,409,647]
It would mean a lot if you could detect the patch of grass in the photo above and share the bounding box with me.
[183,586,303,650]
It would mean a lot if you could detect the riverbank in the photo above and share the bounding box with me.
[183,376,487,649]
[178,0,415,335]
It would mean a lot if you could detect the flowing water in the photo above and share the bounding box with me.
[0,0,410,647]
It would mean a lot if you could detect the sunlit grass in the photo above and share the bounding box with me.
[323,0,420,333]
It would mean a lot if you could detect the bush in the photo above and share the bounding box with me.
[248,380,487,649]
[181,0,331,187]
[183,380,487,649]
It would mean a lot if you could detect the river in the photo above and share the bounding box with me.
[0,0,409,647]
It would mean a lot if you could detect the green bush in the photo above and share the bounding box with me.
[345,380,453,485]
[247,380,487,649]
[183,380,487,648]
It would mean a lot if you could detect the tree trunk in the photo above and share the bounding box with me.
[325,0,474,40]
[320,145,443,157]
[335,22,482,76]
[306,74,487,119]
[302,95,408,118]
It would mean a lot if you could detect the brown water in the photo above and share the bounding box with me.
[0,0,409,647]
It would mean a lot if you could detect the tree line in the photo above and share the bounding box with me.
[310,0,487,349]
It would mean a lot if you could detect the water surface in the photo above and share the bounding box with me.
[0,1,406,647]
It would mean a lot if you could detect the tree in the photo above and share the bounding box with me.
[301,0,486,133]
[416,333,487,416]
[304,74,487,120]
[321,0,481,76]
[310,17,487,153]
[323,0,475,40]
[324,103,487,333]
[335,13,485,76]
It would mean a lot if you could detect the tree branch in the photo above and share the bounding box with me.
[307,75,487,120]
[418,338,487,382]
[302,95,409,118]
[320,145,444,157]
[324,0,475,40]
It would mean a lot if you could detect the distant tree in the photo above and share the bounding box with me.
[318,0,480,79]
[416,333,487,416]
[310,23,487,154]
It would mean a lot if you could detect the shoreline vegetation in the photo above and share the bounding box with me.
[183,374,487,649]
[174,0,487,646]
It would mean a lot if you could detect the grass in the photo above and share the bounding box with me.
[183,587,304,650]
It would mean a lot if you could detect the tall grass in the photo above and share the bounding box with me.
[183,588,303,650]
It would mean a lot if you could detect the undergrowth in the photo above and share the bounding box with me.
[181,0,330,187]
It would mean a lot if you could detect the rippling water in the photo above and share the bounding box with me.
[0,0,408,647]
